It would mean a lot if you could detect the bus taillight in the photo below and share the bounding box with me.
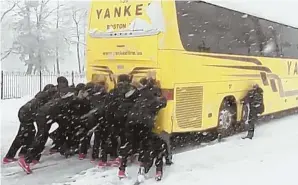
[161,89,174,100]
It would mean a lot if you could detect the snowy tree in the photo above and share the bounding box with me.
[10,0,68,74]
[1,0,18,61]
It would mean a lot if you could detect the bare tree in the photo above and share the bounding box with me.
[1,1,17,22]
[71,8,87,73]
[55,0,60,74]
[1,0,18,62]
[51,0,70,74]
[1,49,12,61]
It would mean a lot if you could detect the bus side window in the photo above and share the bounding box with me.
[175,1,298,60]
[257,20,282,58]
[175,1,260,56]
[280,26,298,59]
[241,15,262,56]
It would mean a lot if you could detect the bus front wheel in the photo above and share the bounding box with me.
[217,98,237,138]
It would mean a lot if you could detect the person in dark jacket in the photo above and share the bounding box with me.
[241,84,264,139]
[103,74,137,166]
[118,77,167,181]
[48,81,87,154]
[59,83,92,158]
[2,84,57,164]
[18,77,81,174]
[47,77,73,154]
[77,81,109,161]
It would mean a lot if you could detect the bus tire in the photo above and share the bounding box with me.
[217,97,237,137]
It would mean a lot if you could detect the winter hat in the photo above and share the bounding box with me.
[117,74,131,83]
[57,76,69,86]
[76,83,86,91]
[43,84,55,91]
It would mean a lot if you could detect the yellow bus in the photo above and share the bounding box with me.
[86,0,298,138]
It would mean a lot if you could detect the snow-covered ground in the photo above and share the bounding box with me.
[1,97,298,185]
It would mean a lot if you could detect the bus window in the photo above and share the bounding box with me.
[281,26,298,59]
[257,20,282,57]
[243,15,263,56]
[175,1,261,56]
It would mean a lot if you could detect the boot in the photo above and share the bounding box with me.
[165,157,173,166]
[155,167,163,181]
[18,157,32,174]
[78,153,86,160]
[3,157,17,164]
[98,160,109,167]
[118,158,128,178]
[137,166,146,183]
[242,130,254,139]
[118,168,127,179]
[107,157,121,167]
[64,148,76,158]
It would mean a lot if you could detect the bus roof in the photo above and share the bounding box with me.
[201,0,298,28]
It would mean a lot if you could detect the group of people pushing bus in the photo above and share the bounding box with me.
[3,74,173,181]
[2,72,264,181]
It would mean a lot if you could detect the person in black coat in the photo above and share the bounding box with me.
[17,77,82,174]
[48,82,86,153]
[103,74,137,166]
[59,83,93,158]
[118,77,167,180]
[241,84,265,139]
[77,81,109,161]
[2,84,57,164]
[46,77,72,153]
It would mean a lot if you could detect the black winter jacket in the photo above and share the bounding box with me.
[242,87,264,115]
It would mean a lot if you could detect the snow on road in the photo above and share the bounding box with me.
[1,97,298,185]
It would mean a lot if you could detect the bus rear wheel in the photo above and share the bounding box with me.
[217,98,237,139]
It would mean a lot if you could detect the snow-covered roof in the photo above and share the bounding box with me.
[201,0,298,28]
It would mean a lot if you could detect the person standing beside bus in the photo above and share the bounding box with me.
[241,84,265,139]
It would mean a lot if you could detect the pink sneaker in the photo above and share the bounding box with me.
[78,153,86,160]
[2,157,17,164]
[18,157,32,174]
[155,170,163,181]
[98,160,109,167]
[108,157,121,167]
[118,169,126,178]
